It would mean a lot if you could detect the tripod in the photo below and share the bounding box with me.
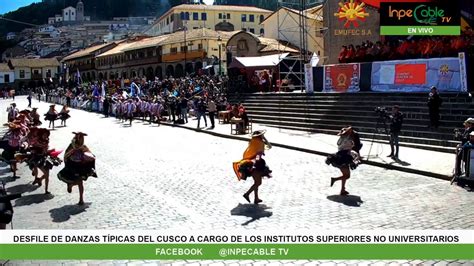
[367,115,389,160]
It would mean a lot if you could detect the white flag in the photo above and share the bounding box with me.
[310,53,320,67]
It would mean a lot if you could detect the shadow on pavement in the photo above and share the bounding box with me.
[14,193,54,207]
[7,184,40,194]
[49,203,91,223]
[390,158,411,166]
[0,167,12,176]
[327,195,364,207]
[0,175,17,184]
[230,203,272,226]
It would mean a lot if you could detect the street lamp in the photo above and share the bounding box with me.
[217,36,222,76]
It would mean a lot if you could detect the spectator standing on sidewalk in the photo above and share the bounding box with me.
[196,97,208,129]
[208,98,217,129]
[428,86,442,128]
[388,105,404,159]
[27,91,32,108]
[179,96,188,124]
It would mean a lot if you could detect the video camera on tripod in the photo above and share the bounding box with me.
[0,181,21,228]
[374,107,389,119]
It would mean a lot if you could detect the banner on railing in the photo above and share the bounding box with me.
[323,63,360,93]
[371,57,466,92]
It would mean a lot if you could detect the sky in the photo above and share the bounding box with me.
[0,0,214,15]
[0,0,40,15]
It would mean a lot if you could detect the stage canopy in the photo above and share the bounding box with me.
[229,53,290,68]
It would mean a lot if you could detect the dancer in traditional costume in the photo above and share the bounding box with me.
[44,105,58,129]
[125,99,136,126]
[326,127,360,196]
[1,123,25,178]
[232,130,272,204]
[58,132,97,205]
[30,108,42,127]
[25,128,61,194]
[59,105,71,127]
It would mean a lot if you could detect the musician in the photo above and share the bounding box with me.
[58,132,97,205]
[233,130,272,204]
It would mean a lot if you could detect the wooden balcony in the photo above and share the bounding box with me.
[162,50,207,63]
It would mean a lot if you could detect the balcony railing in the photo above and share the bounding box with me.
[162,50,207,63]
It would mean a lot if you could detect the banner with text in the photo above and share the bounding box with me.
[323,63,360,93]
[371,57,466,92]
[1,230,473,260]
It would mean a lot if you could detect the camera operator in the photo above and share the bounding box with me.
[454,118,474,176]
[388,105,404,159]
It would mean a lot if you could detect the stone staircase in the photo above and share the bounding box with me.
[228,92,474,153]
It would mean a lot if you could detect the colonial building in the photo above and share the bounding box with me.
[226,30,299,58]
[48,0,88,25]
[94,28,236,80]
[0,64,15,85]
[62,42,118,82]
[145,4,272,36]
[8,58,60,87]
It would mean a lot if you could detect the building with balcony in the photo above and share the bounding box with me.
[145,4,272,37]
[7,58,60,87]
[94,28,236,80]
[62,42,118,82]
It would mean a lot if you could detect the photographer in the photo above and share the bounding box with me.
[388,105,404,159]
[428,86,442,128]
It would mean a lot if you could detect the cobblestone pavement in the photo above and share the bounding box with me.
[1,97,473,266]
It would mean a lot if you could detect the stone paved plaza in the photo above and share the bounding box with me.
[1,97,473,266]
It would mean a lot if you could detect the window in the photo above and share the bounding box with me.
[46,69,51,78]
[72,12,74,16]
[198,43,203,50]
[180,12,189,20]
[218,13,222,19]
[167,17,169,25]
[260,28,265,35]
[241,14,247,22]
[249,28,255,33]
[260,15,265,23]
[19,70,25,79]
[193,12,199,20]
[227,13,230,19]
[193,27,198,29]
[171,47,178,54]
[242,28,247,31]
[237,40,248,51]
[249,14,254,22]
[4,74,10,83]
[201,13,207,21]
[180,46,187,52]
[170,15,174,22]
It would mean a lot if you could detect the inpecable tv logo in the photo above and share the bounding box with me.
[380,1,460,35]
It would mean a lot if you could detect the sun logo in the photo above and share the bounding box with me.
[439,64,449,75]
[334,0,370,28]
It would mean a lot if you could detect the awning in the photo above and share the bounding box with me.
[229,53,290,68]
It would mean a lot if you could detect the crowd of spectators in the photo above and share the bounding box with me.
[338,31,474,63]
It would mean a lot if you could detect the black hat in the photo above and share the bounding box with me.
[72,132,88,136]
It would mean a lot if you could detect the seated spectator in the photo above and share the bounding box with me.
[338,46,348,63]
[344,45,355,63]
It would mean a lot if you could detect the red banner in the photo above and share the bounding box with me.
[394,64,426,85]
[323,64,360,93]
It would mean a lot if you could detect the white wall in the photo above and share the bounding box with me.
[0,71,15,84]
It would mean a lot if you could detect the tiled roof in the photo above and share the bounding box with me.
[96,42,135,57]
[121,35,169,52]
[258,37,299,53]
[62,43,112,61]
[173,4,273,13]
[0,64,12,72]
[160,28,238,45]
[9,58,60,68]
